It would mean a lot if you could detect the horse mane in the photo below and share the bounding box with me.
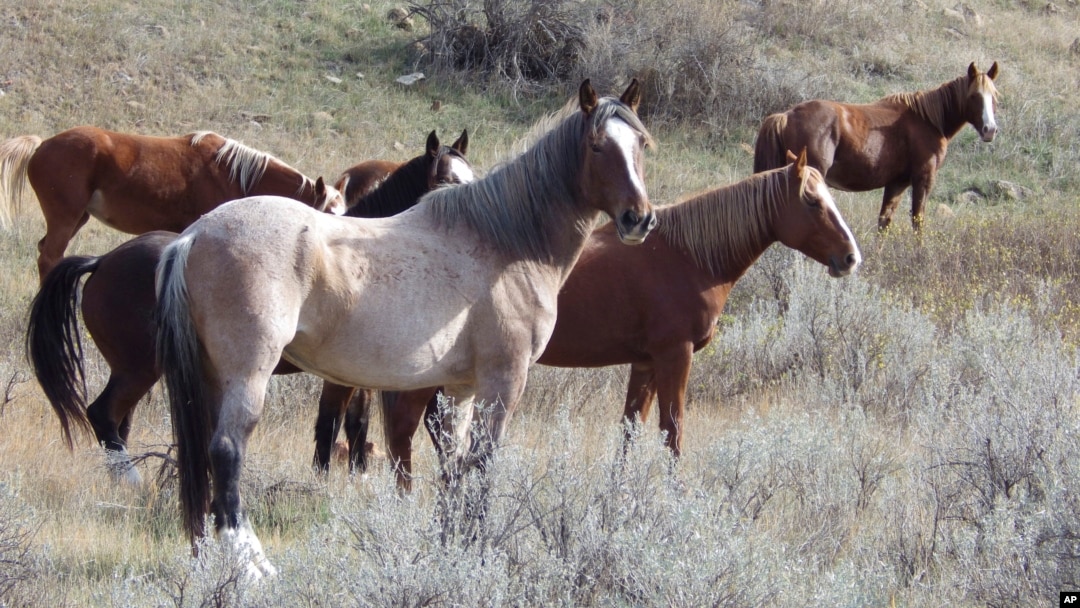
[191,131,283,195]
[657,166,804,276]
[425,96,653,262]
[883,72,997,135]
[344,154,429,219]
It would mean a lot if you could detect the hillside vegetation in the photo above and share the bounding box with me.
[1,0,1078,605]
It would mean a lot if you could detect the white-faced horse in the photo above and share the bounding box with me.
[155,80,656,576]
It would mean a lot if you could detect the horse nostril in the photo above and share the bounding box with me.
[647,213,658,230]
[621,210,640,228]
[844,253,859,269]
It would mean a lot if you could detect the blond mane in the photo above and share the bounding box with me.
[191,131,288,195]
[883,72,997,135]
[657,166,806,276]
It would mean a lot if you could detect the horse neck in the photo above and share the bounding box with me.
[891,77,968,139]
[425,115,594,274]
[657,172,783,283]
[246,156,313,203]
[345,156,429,219]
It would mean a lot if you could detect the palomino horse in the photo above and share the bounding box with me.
[335,129,470,208]
[25,131,474,485]
[338,150,862,489]
[0,126,346,280]
[156,80,654,575]
[753,62,999,231]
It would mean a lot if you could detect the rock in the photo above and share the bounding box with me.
[325,75,343,84]
[954,189,984,205]
[395,72,426,86]
[312,111,334,123]
[990,180,1033,201]
[935,203,955,218]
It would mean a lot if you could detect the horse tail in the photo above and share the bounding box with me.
[753,113,789,173]
[25,255,100,448]
[155,235,212,542]
[0,135,43,227]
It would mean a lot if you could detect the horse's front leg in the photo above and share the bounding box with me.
[653,344,694,458]
[464,362,529,473]
[877,181,909,232]
[311,380,354,472]
[381,387,439,491]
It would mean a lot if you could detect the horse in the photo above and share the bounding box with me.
[155,80,654,575]
[334,129,471,208]
[0,126,347,281]
[25,131,474,485]
[753,62,999,231]
[332,149,861,490]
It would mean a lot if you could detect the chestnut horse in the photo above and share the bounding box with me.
[335,129,471,208]
[337,150,861,489]
[25,131,474,485]
[155,80,654,575]
[0,126,346,280]
[753,62,999,231]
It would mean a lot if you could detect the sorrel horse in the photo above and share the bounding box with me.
[0,126,346,281]
[337,150,862,489]
[155,80,654,575]
[25,131,474,485]
[753,62,999,231]
[334,129,471,208]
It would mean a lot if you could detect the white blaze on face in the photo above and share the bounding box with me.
[605,117,647,201]
[449,157,475,184]
[817,181,861,270]
[980,90,998,141]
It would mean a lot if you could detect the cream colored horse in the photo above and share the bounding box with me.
[155,80,656,577]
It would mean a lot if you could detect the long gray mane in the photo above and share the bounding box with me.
[424,97,651,263]
[191,131,302,195]
[658,165,806,276]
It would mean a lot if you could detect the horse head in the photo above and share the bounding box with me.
[578,78,656,245]
[966,61,1000,143]
[776,149,861,278]
[312,176,347,215]
[426,129,474,190]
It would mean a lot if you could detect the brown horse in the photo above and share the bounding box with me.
[25,132,473,485]
[753,62,999,231]
[155,81,654,572]
[337,150,861,489]
[0,126,346,280]
[335,130,471,208]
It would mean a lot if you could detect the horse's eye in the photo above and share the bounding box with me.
[806,196,822,209]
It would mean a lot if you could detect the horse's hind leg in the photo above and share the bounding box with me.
[622,362,658,448]
[382,387,439,491]
[877,182,909,232]
[344,389,374,473]
[36,210,91,281]
[87,372,156,485]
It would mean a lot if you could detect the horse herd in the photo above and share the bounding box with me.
[0,64,999,576]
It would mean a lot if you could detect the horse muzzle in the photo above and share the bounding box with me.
[980,124,998,143]
[615,209,658,245]
[828,251,862,278]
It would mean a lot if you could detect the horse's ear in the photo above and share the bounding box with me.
[452,129,468,155]
[967,62,979,80]
[426,130,440,156]
[785,149,798,163]
[987,61,999,80]
[315,176,326,198]
[795,148,808,175]
[620,78,642,113]
[579,79,598,116]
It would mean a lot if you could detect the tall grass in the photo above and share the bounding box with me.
[1,0,1078,605]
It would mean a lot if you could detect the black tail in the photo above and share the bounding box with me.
[155,236,213,543]
[25,255,100,448]
[753,113,789,173]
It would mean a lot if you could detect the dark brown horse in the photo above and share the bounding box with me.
[25,132,473,485]
[335,150,861,489]
[0,126,346,281]
[753,62,999,231]
[334,130,470,208]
